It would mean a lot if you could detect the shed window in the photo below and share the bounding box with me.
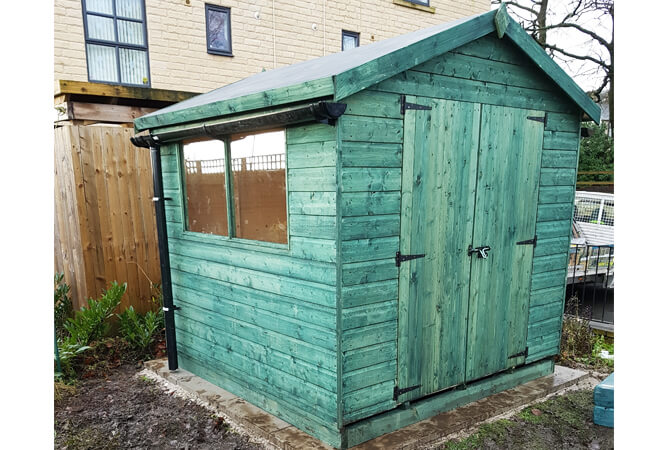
[82,0,150,86]
[183,138,230,236]
[205,4,232,56]
[182,130,288,245]
[342,30,360,51]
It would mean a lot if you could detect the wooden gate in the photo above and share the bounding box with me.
[54,124,161,313]
[397,98,543,402]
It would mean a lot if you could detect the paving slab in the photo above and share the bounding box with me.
[143,359,587,450]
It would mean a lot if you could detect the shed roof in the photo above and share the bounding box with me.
[135,6,599,132]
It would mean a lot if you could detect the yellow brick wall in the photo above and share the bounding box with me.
[54,0,490,94]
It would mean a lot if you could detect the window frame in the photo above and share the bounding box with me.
[205,4,233,57]
[341,30,360,51]
[179,130,290,249]
[81,0,151,87]
[405,0,430,6]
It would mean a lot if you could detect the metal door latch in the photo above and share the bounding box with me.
[468,245,491,259]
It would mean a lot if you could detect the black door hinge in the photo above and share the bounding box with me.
[508,347,528,359]
[516,235,537,247]
[527,114,547,125]
[394,384,421,400]
[395,251,426,267]
[400,95,432,114]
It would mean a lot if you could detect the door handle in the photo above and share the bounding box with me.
[468,245,491,259]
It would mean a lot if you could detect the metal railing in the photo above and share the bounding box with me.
[566,244,614,325]
[574,191,614,227]
[185,153,286,174]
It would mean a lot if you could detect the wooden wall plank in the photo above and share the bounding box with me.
[340,168,401,192]
[341,142,403,168]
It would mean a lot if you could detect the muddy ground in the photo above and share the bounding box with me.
[441,389,614,450]
[54,365,264,450]
[56,365,613,449]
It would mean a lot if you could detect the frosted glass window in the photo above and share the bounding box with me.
[83,0,149,86]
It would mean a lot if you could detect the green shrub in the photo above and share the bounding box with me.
[64,282,126,346]
[56,282,125,380]
[54,273,73,339]
[117,306,163,358]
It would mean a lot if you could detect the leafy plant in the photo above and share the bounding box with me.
[54,273,73,339]
[55,340,92,380]
[559,296,614,371]
[560,296,594,360]
[117,306,163,358]
[64,282,126,346]
[56,282,126,381]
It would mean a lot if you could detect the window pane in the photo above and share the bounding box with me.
[118,19,145,45]
[342,34,358,50]
[116,0,143,19]
[183,139,229,236]
[87,44,119,82]
[230,130,287,244]
[119,48,148,85]
[85,0,113,15]
[87,14,115,41]
[207,7,231,53]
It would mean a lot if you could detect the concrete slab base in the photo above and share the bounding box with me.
[143,359,588,450]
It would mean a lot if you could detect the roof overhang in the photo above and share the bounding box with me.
[135,6,599,133]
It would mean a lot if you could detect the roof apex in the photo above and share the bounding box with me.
[135,8,599,131]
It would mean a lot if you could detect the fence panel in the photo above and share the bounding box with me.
[54,125,160,313]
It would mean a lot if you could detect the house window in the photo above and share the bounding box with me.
[182,129,287,244]
[205,4,232,56]
[82,0,150,86]
[406,0,429,5]
[342,30,360,51]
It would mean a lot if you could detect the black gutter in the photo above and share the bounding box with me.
[130,134,179,371]
[151,101,347,142]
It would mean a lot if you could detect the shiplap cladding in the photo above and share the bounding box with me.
[337,34,581,424]
[159,122,341,445]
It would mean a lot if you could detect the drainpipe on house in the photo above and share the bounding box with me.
[130,134,179,371]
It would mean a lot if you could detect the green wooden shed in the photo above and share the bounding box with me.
[131,6,599,448]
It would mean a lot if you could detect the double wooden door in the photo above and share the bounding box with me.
[396,97,544,402]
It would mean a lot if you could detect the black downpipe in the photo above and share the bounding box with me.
[130,134,179,370]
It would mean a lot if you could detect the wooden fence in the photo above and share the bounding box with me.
[54,125,160,313]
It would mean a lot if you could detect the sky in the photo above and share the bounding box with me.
[495,0,613,93]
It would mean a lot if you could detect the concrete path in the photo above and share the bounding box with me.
[143,359,588,450]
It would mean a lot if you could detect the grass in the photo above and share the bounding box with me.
[443,419,518,450]
[443,390,612,450]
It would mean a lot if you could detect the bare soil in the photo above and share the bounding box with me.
[54,365,265,450]
[442,389,614,450]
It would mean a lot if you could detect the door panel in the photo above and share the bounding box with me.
[397,97,481,402]
[465,105,544,381]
